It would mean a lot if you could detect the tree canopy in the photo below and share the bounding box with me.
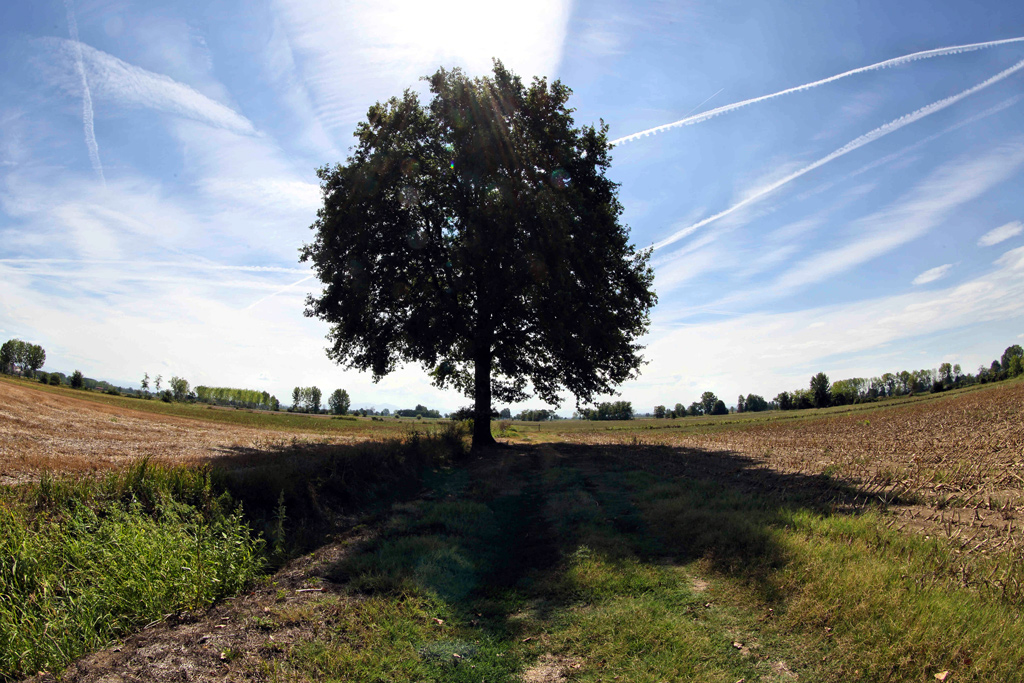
[301,61,656,449]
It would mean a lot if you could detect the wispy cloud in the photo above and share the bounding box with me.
[768,142,1024,296]
[652,58,1024,251]
[63,0,104,185]
[40,38,256,135]
[979,221,1023,246]
[913,263,954,285]
[612,36,1024,145]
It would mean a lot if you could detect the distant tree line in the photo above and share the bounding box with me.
[774,345,1023,411]
[393,403,442,419]
[647,344,1023,417]
[195,386,279,411]
[654,391,728,418]
[576,401,634,421]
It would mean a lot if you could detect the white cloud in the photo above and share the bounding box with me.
[912,263,953,285]
[979,221,1023,246]
[39,38,256,135]
[626,245,1024,408]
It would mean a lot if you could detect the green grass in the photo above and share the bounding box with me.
[0,460,265,680]
[265,442,1024,682]
[0,426,472,681]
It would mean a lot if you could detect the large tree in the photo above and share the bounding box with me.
[301,61,656,449]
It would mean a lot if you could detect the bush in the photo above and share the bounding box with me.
[37,372,49,384]
[49,374,61,386]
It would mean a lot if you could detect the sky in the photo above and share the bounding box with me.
[1,0,1023,414]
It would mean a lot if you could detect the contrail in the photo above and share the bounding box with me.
[64,0,104,185]
[652,57,1024,251]
[795,94,1023,202]
[245,275,314,311]
[612,36,1024,146]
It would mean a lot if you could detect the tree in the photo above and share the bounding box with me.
[688,402,703,417]
[744,394,768,412]
[810,372,831,409]
[154,374,162,392]
[711,399,728,416]
[22,344,44,377]
[775,391,793,411]
[70,370,84,389]
[0,339,19,374]
[1001,345,1023,372]
[49,373,61,386]
[736,395,745,413]
[329,388,351,415]
[300,61,656,450]
[700,391,718,416]
[169,376,190,401]
[673,402,685,418]
[653,405,667,419]
[938,362,953,386]
[141,372,150,393]
[308,386,322,414]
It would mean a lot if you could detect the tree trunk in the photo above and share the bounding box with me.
[472,347,497,450]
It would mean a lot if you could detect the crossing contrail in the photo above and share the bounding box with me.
[652,58,1024,251]
[63,0,104,185]
[612,36,1024,146]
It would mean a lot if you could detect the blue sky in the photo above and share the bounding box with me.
[1,0,1023,413]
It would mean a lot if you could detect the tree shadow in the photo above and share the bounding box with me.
[308,439,901,642]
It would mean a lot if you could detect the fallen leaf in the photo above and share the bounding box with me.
[732,642,744,649]
[935,672,950,681]
[432,618,444,625]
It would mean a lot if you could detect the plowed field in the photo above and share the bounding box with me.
[0,380,363,485]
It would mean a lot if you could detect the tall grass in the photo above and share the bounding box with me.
[0,460,265,680]
[0,426,471,681]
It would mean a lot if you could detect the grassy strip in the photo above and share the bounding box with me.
[0,461,265,680]
[0,427,471,681]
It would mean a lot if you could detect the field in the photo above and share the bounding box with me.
[2,376,1024,682]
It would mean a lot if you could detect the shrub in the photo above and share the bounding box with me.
[49,374,61,386]
[37,372,49,384]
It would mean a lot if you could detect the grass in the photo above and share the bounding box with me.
[0,460,265,680]
[257,441,1024,682]
[0,424,472,682]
